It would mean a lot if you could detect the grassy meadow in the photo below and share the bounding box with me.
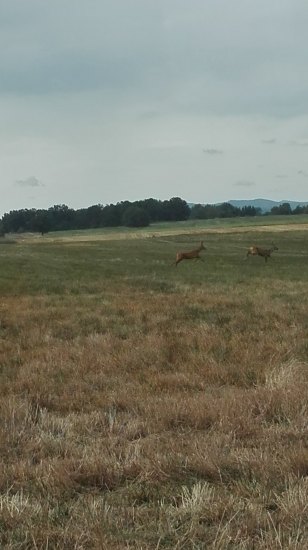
[0,217,308,548]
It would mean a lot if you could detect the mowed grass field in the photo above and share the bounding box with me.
[0,218,308,549]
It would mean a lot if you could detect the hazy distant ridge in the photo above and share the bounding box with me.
[228,199,308,212]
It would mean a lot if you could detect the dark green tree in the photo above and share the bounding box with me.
[168,197,190,220]
[216,202,240,218]
[190,204,207,219]
[137,198,163,222]
[47,205,76,230]
[33,210,51,235]
[84,205,104,228]
[271,203,292,215]
[293,205,308,215]
[122,206,150,227]
[101,204,123,226]
[240,206,260,216]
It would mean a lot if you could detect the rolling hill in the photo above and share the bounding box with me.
[228,198,308,212]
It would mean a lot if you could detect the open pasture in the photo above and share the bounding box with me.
[0,222,308,548]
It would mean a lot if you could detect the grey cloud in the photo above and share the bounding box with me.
[203,148,223,155]
[262,139,276,144]
[234,180,255,187]
[298,170,308,177]
[1,1,308,118]
[158,1,308,117]
[0,1,164,95]
[288,140,308,147]
[15,176,44,187]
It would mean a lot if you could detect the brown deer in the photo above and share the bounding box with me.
[246,243,278,263]
[174,241,206,267]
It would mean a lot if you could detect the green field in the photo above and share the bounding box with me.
[0,218,308,548]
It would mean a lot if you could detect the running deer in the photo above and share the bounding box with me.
[174,241,206,267]
[246,243,278,263]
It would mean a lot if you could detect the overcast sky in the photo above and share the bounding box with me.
[1,0,308,215]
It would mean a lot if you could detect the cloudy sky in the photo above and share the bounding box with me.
[1,0,308,215]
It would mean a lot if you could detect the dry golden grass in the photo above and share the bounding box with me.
[0,226,307,548]
[9,214,308,245]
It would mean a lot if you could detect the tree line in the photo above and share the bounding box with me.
[0,198,307,235]
[0,197,190,234]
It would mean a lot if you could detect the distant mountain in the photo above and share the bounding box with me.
[188,198,308,212]
[228,198,308,212]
